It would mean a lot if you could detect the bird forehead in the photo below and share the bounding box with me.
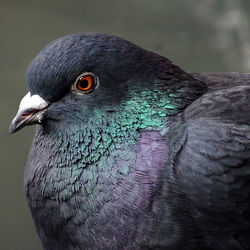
[29,33,142,71]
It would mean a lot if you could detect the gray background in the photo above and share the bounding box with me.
[1,0,250,249]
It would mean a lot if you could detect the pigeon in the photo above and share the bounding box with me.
[9,33,250,250]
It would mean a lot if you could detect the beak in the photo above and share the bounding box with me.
[9,92,49,134]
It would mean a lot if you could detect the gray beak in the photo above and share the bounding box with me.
[9,92,49,134]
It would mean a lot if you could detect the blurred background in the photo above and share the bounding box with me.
[1,0,250,249]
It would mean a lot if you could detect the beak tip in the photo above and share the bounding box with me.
[9,121,17,135]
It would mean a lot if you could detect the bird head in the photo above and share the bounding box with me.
[9,33,206,135]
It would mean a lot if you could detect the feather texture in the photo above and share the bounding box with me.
[10,34,250,249]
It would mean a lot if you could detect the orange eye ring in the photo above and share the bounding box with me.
[73,72,98,94]
[76,75,94,91]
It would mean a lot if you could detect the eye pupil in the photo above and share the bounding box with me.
[79,79,89,89]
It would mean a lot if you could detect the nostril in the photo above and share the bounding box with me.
[21,112,32,117]
[21,108,39,117]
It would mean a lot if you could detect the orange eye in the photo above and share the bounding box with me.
[72,72,98,94]
[76,75,94,92]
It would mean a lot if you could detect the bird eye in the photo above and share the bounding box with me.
[72,72,98,94]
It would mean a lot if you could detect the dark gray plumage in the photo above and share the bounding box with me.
[10,33,250,250]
